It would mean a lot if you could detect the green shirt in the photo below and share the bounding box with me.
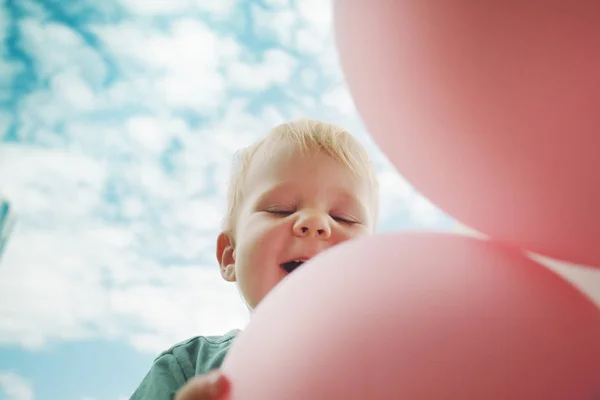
[130,330,239,400]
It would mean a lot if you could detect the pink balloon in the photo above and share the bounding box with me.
[334,1,600,266]
[222,233,600,399]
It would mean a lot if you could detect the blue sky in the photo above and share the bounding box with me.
[0,0,469,399]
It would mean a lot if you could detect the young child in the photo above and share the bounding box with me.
[130,118,380,400]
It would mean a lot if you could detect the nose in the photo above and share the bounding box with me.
[293,211,332,239]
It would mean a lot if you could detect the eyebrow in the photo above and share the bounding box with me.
[250,182,296,207]
[254,182,294,198]
[331,190,370,222]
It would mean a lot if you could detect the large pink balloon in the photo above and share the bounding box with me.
[334,1,600,266]
[222,233,600,399]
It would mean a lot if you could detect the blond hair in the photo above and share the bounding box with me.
[222,118,379,239]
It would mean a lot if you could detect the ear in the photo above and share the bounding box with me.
[216,232,236,282]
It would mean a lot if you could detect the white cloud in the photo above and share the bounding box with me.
[0,372,34,400]
[376,169,412,218]
[251,0,338,75]
[409,195,444,226]
[125,116,179,154]
[93,18,236,112]
[262,0,291,7]
[0,225,119,348]
[200,100,287,155]
[168,197,225,232]
[110,265,247,353]
[49,71,97,111]
[0,59,22,103]
[294,26,325,54]
[300,69,318,88]
[295,0,333,53]
[19,18,107,84]
[120,0,194,15]
[0,8,23,103]
[322,85,356,115]
[226,49,297,91]
[120,0,238,17]
[0,111,12,136]
[0,145,107,222]
[297,0,332,37]
[0,143,248,352]
[375,165,447,227]
[251,4,297,47]
[14,19,108,143]
[0,0,453,359]
[0,210,249,353]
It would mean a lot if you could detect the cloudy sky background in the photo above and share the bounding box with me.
[2,1,600,399]
[0,0,459,398]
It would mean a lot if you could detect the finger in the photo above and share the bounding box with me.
[175,371,230,400]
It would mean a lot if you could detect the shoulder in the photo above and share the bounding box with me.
[129,330,240,400]
[164,329,240,351]
[158,329,240,378]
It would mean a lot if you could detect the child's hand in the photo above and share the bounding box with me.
[175,370,230,400]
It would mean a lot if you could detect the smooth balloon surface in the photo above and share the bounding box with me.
[222,233,600,399]
[334,1,600,266]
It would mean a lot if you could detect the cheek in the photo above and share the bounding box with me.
[238,216,289,258]
[334,224,371,244]
[247,215,286,241]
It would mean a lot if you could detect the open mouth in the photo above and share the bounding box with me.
[281,259,305,273]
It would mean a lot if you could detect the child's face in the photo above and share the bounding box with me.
[217,140,376,309]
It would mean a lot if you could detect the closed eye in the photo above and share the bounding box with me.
[266,210,293,216]
[332,215,357,224]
